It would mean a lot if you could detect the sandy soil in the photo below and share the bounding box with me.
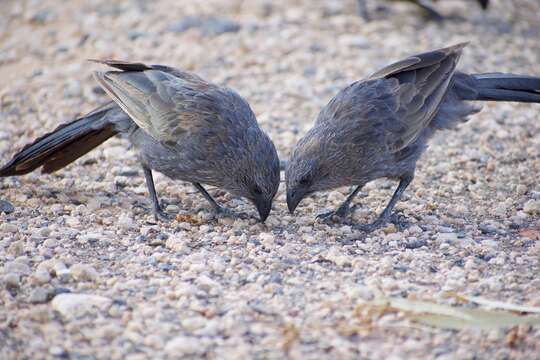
[1,0,539,358]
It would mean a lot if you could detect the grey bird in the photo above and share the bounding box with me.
[286,43,540,231]
[357,0,489,21]
[0,60,280,222]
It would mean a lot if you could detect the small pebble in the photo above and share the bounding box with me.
[29,287,49,303]
[523,200,540,215]
[0,223,18,233]
[0,199,14,214]
[52,293,111,318]
[33,269,51,284]
[70,264,99,282]
[164,336,206,356]
[436,232,458,243]
[4,273,20,288]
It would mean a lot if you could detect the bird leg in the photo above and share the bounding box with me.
[192,183,247,219]
[143,166,174,221]
[407,0,445,21]
[356,0,371,21]
[317,185,364,221]
[355,174,413,232]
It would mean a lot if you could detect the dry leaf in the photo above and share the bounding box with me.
[282,323,299,354]
[449,293,540,314]
[412,308,540,330]
[175,214,201,225]
[360,292,540,331]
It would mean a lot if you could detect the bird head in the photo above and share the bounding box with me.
[228,128,280,222]
[285,130,336,214]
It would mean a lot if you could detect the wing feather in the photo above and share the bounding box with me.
[92,60,220,147]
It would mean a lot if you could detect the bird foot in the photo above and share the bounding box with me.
[132,201,149,212]
[211,205,249,220]
[353,212,410,233]
[389,212,410,231]
[316,204,358,222]
[154,207,175,222]
[353,221,381,233]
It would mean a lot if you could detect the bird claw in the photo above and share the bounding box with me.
[316,211,339,222]
[154,208,175,222]
[132,201,149,212]
[212,205,249,220]
[134,202,173,221]
[353,221,381,233]
[316,204,358,222]
[353,212,410,233]
[389,212,410,231]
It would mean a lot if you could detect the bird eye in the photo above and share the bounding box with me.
[299,176,310,186]
[253,186,263,195]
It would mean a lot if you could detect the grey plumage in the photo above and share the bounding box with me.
[0,60,280,222]
[286,43,540,231]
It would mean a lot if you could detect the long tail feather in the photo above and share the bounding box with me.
[457,72,540,103]
[0,103,120,177]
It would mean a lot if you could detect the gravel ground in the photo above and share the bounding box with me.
[1,0,540,359]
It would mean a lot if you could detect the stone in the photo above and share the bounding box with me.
[103,146,125,159]
[0,199,14,214]
[43,238,57,248]
[181,316,207,331]
[436,232,458,243]
[259,232,275,249]
[70,264,99,282]
[408,225,423,235]
[29,287,49,303]
[4,273,20,288]
[165,336,206,355]
[385,233,402,242]
[118,213,137,230]
[197,275,219,292]
[0,222,18,233]
[52,293,111,318]
[4,261,31,275]
[33,269,51,284]
[523,200,540,215]
[78,233,101,243]
[48,346,67,357]
[167,16,241,37]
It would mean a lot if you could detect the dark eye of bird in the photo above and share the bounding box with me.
[299,176,310,186]
[253,186,262,195]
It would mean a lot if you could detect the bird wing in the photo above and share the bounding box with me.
[92,60,220,147]
[367,42,467,152]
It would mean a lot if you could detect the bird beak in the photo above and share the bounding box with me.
[254,198,272,223]
[287,189,305,214]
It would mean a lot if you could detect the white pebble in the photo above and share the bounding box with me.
[0,223,17,233]
[436,232,458,243]
[523,200,540,215]
[165,336,206,356]
[70,264,99,282]
[52,293,111,318]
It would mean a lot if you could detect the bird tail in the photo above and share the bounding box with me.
[0,102,122,177]
[457,73,540,103]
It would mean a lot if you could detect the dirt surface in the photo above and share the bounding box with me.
[1,0,539,359]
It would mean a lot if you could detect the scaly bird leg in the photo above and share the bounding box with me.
[356,174,413,232]
[192,183,247,219]
[143,166,174,221]
[317,185,364,221]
